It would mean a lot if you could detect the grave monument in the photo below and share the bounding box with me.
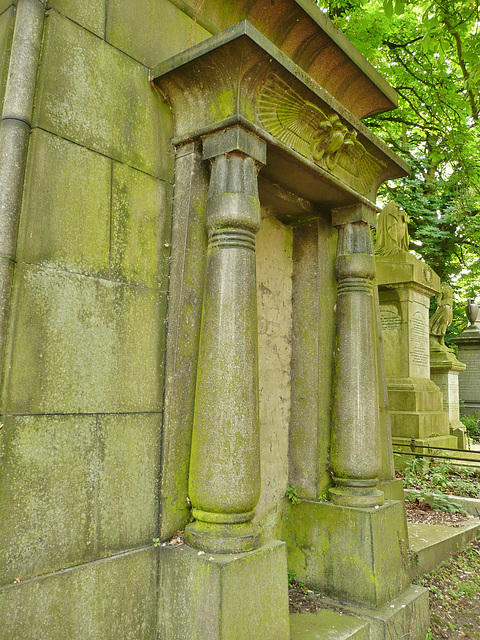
[375,202,457,450]
[0,1,428,639]
[452,298,480,417]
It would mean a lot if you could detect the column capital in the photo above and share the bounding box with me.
[202,125,267,165]
[332,203,378,229]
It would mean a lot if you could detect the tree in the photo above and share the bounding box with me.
[317,0,480,293]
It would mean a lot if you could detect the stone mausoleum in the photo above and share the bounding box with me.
[0,1,429,639]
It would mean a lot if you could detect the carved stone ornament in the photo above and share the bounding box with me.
[466,298,478,325]
[374,201,409,256]
[430,282,454,353]
[154,22,409,209]
[258,74,387,191]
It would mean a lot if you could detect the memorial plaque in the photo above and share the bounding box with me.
[380,308,401,332]
[411,310,428,367]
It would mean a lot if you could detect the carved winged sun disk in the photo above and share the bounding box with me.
[257,74,387,191]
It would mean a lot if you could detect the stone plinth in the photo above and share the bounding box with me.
[284,499,411,609]
[158,540,290,640]
[376,252,457,448]
[452,323,480,417]
[430,348,467,448]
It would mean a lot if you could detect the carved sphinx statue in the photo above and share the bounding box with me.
[374,201,410,256]
[430,282,454,352]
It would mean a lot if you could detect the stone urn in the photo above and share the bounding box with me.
[466,298,479,325]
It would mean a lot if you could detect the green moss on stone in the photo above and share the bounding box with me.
[50,0,106,38]
[0,414,97,585]
[2,264,166,414]
[96,413,161,556]
[0,548,157,639]
[111,162,171,289]
[33,10,173,180]
[17,129,111,276]
[106,0,212,68]
[0,5,14,110]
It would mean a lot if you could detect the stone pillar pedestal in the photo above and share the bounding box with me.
[376,252,457,449]
[430,349,467,449]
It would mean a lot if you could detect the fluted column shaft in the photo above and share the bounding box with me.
[185,128,266,553]
[329,216,384,508]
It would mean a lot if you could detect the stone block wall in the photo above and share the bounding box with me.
[0,2,212,638]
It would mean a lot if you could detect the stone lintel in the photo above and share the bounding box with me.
[331,203,378,228]
[202,125,266,164]
[166,0,400,120]
[154,21,409,209]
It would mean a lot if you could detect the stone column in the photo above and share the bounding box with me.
[185,127,267,553]
[329,207,384,507]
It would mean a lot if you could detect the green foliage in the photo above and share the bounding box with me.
[285,485,300,504]
[460,413,480,437]
[406,489,469,514]
[316,0,480,299]
[398,453,480,502]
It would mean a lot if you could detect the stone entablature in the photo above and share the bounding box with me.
[153,21,408,212]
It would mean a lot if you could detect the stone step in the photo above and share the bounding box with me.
[408,518,480,578]
[290,611,370,640]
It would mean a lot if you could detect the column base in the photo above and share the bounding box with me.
[158,538,290,640]
[185,519,261,553]
[284,499,410,608]
[329,481,385,508]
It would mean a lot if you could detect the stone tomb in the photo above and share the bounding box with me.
[154,19,428,640]
[452,302,480,418]
[375,204,457,450]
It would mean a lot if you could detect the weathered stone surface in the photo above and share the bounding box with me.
[106,0,211,68]
[289,218,337,499]
[0,6,14,111]
[50,0,106,38]
[159,145,208,539]
[0,414,97,585]
[0,256,13,366]
[158,540,290,640]
[2,264,165,414]
[376,251,456,444]
[0,2,13,15]
[452,325,480,415]
[255,210,292,536]
[111,162,171,289]
[33,10,173,180]
[0,548,157,639]
[341,585,430,640]
[0,413,161,585]
[284,500,410,608]
[96,413,161,555]
[290,611,370,640]
[17,129,111,275]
